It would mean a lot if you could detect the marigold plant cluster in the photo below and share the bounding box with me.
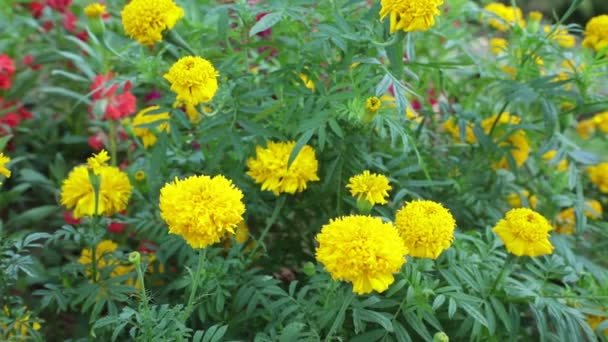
[1,0,608,340]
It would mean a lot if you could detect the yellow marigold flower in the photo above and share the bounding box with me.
[483,3,525,32]
[443,117,476,144]
[582,15,608,53]
[132,106,170,148]
[481,112,521,130]
[84,3,107,18]
[365,96,381,114]
[555,200,603,235]
[482,113,529,169]
[1,306,41,339]
[87,149,110,175]
[347,170,391,205]
[587,310,608,336]
[315,215,407,295]
[379,0,443,33]
[121,0,184,46]
[395,200,456,259]
[380,94,396,108]
[493,208,553,257]
[542,150,569,172]
[592,111,608,133]
[79,240,139,285]
[159,174,245,249]
[490,37,508,55]
[577,119,596,139]
[529,11,543,22]
[588,163,608,193]
[134,170,146,182]
[0,152,11,178]
[544,25,576,48]
[164,56,219,106]
[299,73,315,91]
[246,141,320,195]
[506,190,538,209]
[61,155,132,218]
[185,103,202,123]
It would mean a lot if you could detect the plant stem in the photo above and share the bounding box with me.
[182,248,206,322]
[108,120,117,166]
[248,195,285,259]
[489,254,516,296]
[325,290,354,341]
[135,260,153,340]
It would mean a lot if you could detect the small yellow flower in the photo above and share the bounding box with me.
[365,97,381,114]
[490,37,508,55]
[544,25,576,48]
[159,174,246,249]
[61,153,132,218]
[506,190,538,209]
[395,200,456,259]
[134,170,146,182]
[555,200,603,235]
[121,0,184,46]
[482,113,529,169]
[1,306,41,339]
[379,0,444,33]
[164,56,219,106]
[0,152,11,178]
[347,170,391,205]
[443,117,476,144]
[528,11,543,22]
[299,73,315,91]
[132,106,170,148]
[87,149,110,175]
[247,141,320,195]
[592,111,608,133]
[84,3,107,19]
[483,3,525,32]
[587,310,608,336]
[315,215,408,295]
[576,119,596,139]
[588,163,608,193]
[493,208,554,257]
[542,150,569,172]
[582,15,608,53]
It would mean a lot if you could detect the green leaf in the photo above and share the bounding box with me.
[279,322,305,342]
[357,309,394,332]
[249,12,283,37]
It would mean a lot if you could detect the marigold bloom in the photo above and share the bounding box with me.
[481,113,529,169]
[79,239,138,285]
[0,54,16,90]
[490,38,508,55]
[544,25,576,48]
[493,208,553,257]
[443,117,476,143]
[395,200,456,259]
[159,175,245,249]
[576,119,595,139]
[365,97,381,114]
[121,0,184,46]
[588,163,608,193]
[483,3,525,32]
[542,150,568,172]
[247,141,319,195]
[61,153,132,218]
[1,306,41,339]
[87,149,110,175]
[379,0,444,33]
[299,73,315,91]
[506,190,537,209]
[164,56,219,106]
[555,200,603,235]
[84,3,106,18]
[315,215,407,295]
[132,106,170,148]
[592,111,608,133]
[347,170,391,205]
[582,15,608,53]
[0,152,10,178]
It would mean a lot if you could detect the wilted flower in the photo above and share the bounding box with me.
[121,0,184,46]
[159,174,245,249]
[247,141,319,195]
[395,200,456,259]
[493,208,554,257]
[379,0,444,33]
[164,56,219,106]
[315,215,407,295]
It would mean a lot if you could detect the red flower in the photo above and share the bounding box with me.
[17,107,33,120]
[63,211,81,225]
[144,90,162,103]
[22,55,42,70]
[46,0,71,12]
[42,20,54,32]
[88,131,105,150]
[62,10,77,32]
[108,221,126,233]
[75,30,88,42]
[28,2,46,18]
[255,12,272,37]
[138,240,158,254]
[0,54,16,90]
[89,74,136,120]
[0,113,21,131]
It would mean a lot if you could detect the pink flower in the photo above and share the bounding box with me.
[62,10,77,32]
[63,211,81,225]
[28,2,46,18]
[89,73,136,120]
[108,222,126,233]
[88,131,105,150]
[46,0,71,13]
[0,54,16,90]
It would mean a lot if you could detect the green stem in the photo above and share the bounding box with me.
[248,196,285,260]
[182,249,206,322]
[135,261,153,340]
[108,121,117,166]
[488,255,516,296]
[325,290,354,341]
